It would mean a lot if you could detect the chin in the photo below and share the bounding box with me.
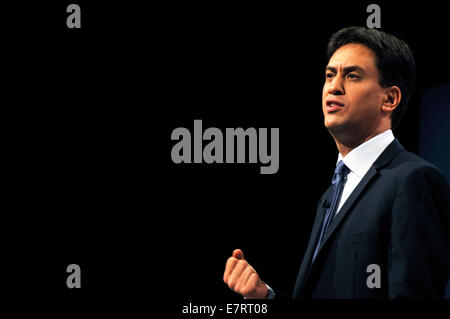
[325,120,348,134]
[324,118,339,130]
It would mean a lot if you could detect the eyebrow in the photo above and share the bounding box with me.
[325,65,366,75]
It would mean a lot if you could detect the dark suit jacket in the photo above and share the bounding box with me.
[290,139,450,299]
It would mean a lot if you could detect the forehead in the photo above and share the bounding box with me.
[328,43,377,70]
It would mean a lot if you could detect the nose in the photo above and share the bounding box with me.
[327,76,345,96]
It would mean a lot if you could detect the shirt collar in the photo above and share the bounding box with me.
[336,129,395,178]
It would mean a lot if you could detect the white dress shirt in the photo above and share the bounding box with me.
[335,129,395,215]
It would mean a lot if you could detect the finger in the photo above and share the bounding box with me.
[242,265,256,287]
[227,260,248,289]
[232,249,244,260]
[238,266,255,293]
[223,257,238,283]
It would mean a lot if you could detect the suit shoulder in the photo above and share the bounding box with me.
[389,149,448,186]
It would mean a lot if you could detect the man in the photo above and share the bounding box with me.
[223,27,450,298]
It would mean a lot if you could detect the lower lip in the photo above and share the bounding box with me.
[326,105,343,112]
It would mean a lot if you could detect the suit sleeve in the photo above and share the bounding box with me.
[388,165,450,298]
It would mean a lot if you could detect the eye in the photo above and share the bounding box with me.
[326,72,335,79]
[347,73,360,79]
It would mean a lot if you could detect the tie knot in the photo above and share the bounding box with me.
[333,160,349,181]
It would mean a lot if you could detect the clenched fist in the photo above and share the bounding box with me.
[223,249,269,299]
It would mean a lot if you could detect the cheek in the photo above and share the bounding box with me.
[348,86,382,113]
[322,85,328,108]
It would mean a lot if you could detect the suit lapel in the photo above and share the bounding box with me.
[293,188,332,298]
[317,167,377,253]
[308,204,330,258]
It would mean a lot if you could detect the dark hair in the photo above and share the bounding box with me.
[327,27,416,130]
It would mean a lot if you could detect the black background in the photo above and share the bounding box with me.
[8,1,449,316]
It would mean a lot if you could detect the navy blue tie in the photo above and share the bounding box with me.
[312,160,350,263]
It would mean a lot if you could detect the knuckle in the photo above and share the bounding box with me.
[252,273,261,284]
[240,285,250,295]
[242,287,253,296]
[232,277,244,293]
[226,257,237,267]
[228,278,236,290]
[243,282,257,296]
[228,256,237,263]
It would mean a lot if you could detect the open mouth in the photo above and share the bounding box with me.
[326,100,344,112]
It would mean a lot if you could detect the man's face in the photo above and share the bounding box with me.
[322,43,387,136]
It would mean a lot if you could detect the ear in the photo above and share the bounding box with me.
[382,86,401,114]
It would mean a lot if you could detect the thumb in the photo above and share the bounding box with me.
[232,249,244,260]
